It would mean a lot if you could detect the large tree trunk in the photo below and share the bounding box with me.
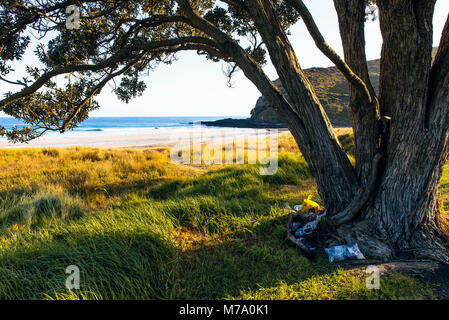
[322,0,449,262]
[334,1,449,263]
[248,0,449,262]
[333,0,380,187]
[336,0,449,263]
[180,0,449,263]
[355,1,448,261]
[335,130,449,262]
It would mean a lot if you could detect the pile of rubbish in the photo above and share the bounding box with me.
[291,196,327,251]
[286,195,366,262]
[324,244,365,262]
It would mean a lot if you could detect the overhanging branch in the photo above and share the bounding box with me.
[0,36,220,109]
[60,52,149,132]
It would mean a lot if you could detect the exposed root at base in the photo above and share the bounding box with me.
[286,214,449,265]
[333,222,449,264]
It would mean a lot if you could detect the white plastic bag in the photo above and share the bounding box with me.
[324,243,365,263]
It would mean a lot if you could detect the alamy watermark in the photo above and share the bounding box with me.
[65,265,80,290]
[170,122,279,175]
[66,5,80,30]
[365,265,380,290]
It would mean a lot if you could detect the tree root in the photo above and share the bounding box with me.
[334,222,394,259]
[334,222,449,264]
[406,229,449,264]
[349,260,441,276]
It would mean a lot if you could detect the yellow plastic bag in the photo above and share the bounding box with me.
[301,195,322,214]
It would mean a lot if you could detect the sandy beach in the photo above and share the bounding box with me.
[0,127,288,149]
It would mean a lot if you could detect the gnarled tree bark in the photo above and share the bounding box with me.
[246,0,449,263]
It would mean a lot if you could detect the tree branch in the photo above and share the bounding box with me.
[332,0,381,187]
[0,36,219,109]
[223,0,358,210]
[0,75,27,87]
[61,53,149,132]
[174,0,315,159]
[426,13,449,134]
[218,0,245,8]
[0,0,102,41]
[287,0,373,104]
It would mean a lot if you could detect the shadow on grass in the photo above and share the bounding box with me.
[149,155,312,202]
[0,203,434,300]
[172,214,340,299]
[0,214,340,300]
[0,229,178,300]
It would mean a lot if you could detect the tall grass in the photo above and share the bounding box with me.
[0,132,443,299]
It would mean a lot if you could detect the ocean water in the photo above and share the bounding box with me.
[0,116,277,148]
[0,116,246,132]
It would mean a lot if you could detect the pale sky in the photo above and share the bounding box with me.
[1,0,448,117]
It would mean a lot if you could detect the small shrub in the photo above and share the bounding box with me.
[0,203,32,229]
[32,193,85,222]
[81,149,103,162]
[33,194,62,219]
[42,149,60,158]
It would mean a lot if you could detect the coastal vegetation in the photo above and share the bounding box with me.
[2,1,449,262]
[0,132,446,299]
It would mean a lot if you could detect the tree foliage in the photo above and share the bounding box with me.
[0,0,298,140]
[0,0,383,141]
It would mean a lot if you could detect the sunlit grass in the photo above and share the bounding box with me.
[0,132,444,299]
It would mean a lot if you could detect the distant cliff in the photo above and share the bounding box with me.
[200,118,286,129]
[250,59,380,126]
[251,48,438,126]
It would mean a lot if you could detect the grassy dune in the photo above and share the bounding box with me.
[0,132,446,299]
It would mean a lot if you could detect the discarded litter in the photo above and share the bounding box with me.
[292,222,301,232]
[300,195,322,214]
[295,211,326,236]
[324,243,365,263]
[287,196,367,262]
[298,237,315,251]
[287,195,326,255]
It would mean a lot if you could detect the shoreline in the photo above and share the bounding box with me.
[0,114,352,149]
[0,127,290,149]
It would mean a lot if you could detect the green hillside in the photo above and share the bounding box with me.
[250,49,441,125]
[250,60,380,126]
